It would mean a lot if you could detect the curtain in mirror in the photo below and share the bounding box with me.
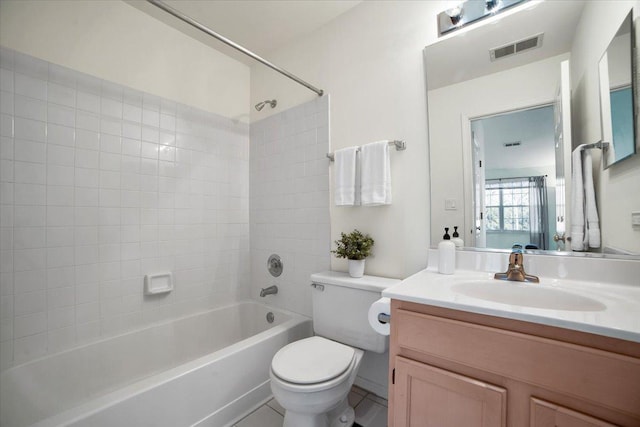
[529,176,549,250]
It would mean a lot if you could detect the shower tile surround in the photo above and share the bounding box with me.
[0,48,250,369]
[249,96,330,316]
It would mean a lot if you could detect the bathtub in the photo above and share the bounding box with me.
[1,301,312,427]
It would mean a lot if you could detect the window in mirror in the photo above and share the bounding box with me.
[485,179,531,232]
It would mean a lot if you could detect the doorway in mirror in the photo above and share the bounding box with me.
[470,105,556,250]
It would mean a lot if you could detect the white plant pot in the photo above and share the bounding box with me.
[348,259,365,278]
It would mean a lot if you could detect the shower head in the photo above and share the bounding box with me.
[255,99,277,111]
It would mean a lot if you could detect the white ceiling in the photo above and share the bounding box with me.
[131,0,362,65]
[425,0,586,90]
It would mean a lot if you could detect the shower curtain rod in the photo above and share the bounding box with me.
[147,0,324,97]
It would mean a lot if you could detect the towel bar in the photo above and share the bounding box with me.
[582,141,609,150]
[326,140,406,161]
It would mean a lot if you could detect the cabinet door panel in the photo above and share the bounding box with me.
[531,398,618,427]
[394,356,506,427]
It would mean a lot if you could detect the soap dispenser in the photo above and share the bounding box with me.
[438,227,456,274]
[451,226,464,248]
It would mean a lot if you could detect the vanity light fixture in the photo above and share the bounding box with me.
[447,6,464,26]
[485,0,499,12]
[437,0,529,37]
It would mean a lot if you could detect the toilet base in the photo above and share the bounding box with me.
[282,396,354,427]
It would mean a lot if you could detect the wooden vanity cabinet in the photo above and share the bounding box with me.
[388,300,640,427]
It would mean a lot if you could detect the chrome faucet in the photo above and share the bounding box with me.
[494,245,539,283]
[260,285,278,297]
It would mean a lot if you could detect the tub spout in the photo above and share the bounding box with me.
[260,285,278,297]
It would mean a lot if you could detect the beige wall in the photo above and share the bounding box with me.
[571,0,640,254]
[0,0,249,121]
[250,1,449,279]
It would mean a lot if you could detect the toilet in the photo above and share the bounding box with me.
[270,271,395,427]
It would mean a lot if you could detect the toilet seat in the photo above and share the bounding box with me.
[272,336,355,385]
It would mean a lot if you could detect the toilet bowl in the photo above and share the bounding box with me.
[270,336,364,427]
[269,272,400,427]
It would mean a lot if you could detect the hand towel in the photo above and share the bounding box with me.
[570,145,601,251]
[582,149,601,248]
[570,145,585,251]
[360,141,392,206]
[334,146,359,206]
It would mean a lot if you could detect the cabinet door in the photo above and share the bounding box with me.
[530,398,618,427]
[393,356,506,427]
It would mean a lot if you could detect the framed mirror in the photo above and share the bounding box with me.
[599,11,637,168]
[426,0,640,257]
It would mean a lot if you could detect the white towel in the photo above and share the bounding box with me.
[570,145,585,251]
[570,145,600,251]
[333,146,359,206]
[360,140,392,206]
[583,149,601,248]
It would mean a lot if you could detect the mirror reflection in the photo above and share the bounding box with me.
[600,11,636,168]
[426,1,640,257]
[471,105,556,250]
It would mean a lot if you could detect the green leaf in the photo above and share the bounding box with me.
[330,229,374,260]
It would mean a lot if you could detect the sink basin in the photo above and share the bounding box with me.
[452,281,607,311]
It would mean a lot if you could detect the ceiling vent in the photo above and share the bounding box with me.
[490,33,544,61]
[503,141,522,147]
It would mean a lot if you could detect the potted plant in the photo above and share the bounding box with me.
[331,229,374,278]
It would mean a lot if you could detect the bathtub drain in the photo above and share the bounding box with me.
[266,312,275,323]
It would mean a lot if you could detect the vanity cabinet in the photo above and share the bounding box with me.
[388,300,640,427]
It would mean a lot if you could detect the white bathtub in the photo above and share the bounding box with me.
[0,301,312,427]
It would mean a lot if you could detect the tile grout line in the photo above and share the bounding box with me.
[234,401,284,427]
[239,387,388,427]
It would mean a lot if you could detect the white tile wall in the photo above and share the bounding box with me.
[250,97,330,316]
[0,48,250,370]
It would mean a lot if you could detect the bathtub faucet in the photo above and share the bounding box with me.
[260,285,278,297]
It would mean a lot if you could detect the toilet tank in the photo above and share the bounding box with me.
[310,271,400,354]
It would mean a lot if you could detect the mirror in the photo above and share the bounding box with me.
[426,0,640,257]
[599,11,637,168]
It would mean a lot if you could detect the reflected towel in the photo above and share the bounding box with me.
[360,141,392,206]
[570,145,600,251]
[582,149,600,248]
[334,146,359,206]
[570,145,585,250]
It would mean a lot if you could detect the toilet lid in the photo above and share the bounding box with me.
[272,336,355,384]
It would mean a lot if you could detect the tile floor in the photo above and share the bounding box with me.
[234,385,388,427]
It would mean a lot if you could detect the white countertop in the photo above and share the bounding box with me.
[382,267,640,343]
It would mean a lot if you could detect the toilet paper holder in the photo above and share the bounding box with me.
[377,313,390,324]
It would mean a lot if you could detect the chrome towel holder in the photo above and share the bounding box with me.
[326,140,407,161]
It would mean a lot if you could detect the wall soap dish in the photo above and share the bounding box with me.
[144,272,173,295]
